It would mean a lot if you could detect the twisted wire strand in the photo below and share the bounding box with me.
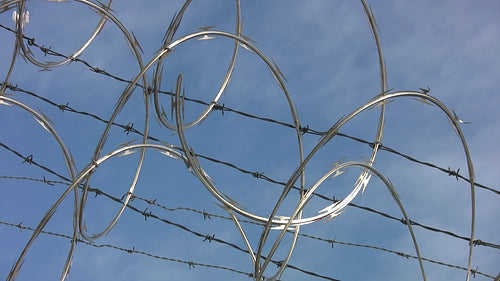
[0,145,339,281]
[5,81,493,269]
[0,1,490,280]
[153,20,480,281]
[1,20,495,202]
[0,76,492,279]
[165,68,477,281]
[3,215,347,281]
[1,139,498,250]
[0,31,495,196]
[0,87,473,279]
[0,220,255,278]
[1,176,496,279]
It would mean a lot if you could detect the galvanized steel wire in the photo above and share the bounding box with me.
[1,0,492,280]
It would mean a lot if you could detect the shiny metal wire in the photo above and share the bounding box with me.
[1,1,477,280]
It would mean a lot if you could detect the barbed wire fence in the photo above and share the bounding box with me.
[1,1,499,281]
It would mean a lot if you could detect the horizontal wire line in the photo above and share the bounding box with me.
[0,24,500,195]
[1,175,497,280]
[2,19,499,202]
[128,192,496,279]
[0,23,497,197]
[0,220,254,278]
[298,233,495,280]
[2,83,499,248]
[4,79,498,197]
[0,174,339,281]
[1,135,499,251]
[1,23,498,280]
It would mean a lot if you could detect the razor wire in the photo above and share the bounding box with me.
[2,140,499,252]
[2,154,497,251]
[0,0,491,281]
[0,175,497,279]
[0,20,496,197]
[2,79,496,197]
[1,123,498,252]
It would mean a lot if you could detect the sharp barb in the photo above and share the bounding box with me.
[154,114,162,127]
[368,99,393,110]
[68,148,77,170]
[419,86,431,95]
[197,25,217,31]
[452,109,471,124]
[0,99,12,106]
[197,34,216,41]
[272,59,288,82]
[157,150,180,160]
[170,88,175,120]
[132,31,144,54]
[161,105,168,120]
[37,109,55,126]
[241,34,256,43]
[222,192,246,210]
[118,149,138,157]
[115,139,137,147]
[413,97,434,106]
[33,117,51,133]
[181,86,185,120]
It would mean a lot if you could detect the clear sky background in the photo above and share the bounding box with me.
[1,1,499,281]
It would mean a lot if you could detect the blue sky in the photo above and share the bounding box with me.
[1,1,499,280]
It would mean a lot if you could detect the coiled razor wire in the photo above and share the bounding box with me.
[0,0,488,280]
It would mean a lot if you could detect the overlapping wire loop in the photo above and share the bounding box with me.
[1,1,478,280]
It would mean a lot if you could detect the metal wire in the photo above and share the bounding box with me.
[1,0,489,280]
[0,177,495,279]
[0,42,495,196]
[0,220,256,278]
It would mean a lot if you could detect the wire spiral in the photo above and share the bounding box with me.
[1,1,485,280]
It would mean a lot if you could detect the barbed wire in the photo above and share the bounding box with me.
[1,175,496,279]
[0,176,498,279]
[0,94,495,253]
[130,185,500,251]
[0,87,481,280]
[1,23,492,279]
[1,1,490,280]
[2,139,498,251]
[0,172,340,281]
[0,22,496,197]
[0,220,256,279]
[1,79,497,251]
[3,83,492,247]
